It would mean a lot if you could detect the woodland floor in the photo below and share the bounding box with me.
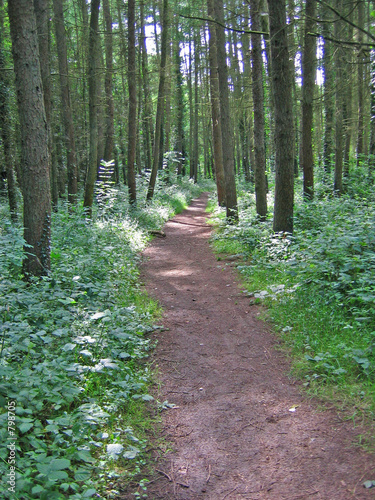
[134,193,375,499]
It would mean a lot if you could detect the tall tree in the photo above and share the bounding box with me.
[147,0,169,201]
[267,0,294,233]
[240,4,255,183]
[175,24,186,177]
[207,0,226,206]
[214,0,238,221]
[301,0,316,199]
[0,0,17,220]
[127,0,137,204]
[250,0,268,220]
[322,0,335,175]
[83,0,100,214]
[191,26,200,183]
[356,0,365,165]
[8,0,51,277]
[334,0,344,194]
[52,0,78,204]
[287,0,300,177]
[369,48,375,176]
[140,0,154,171]
[34,0,58,208]
[103,0,115,162]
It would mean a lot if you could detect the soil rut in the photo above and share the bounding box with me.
[140,193,375,499]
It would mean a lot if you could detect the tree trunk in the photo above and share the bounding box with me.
[83,0,100,214]
[34,0,59,210]
[250,0,267,220]
[343,9,354,178]
[103,0,114,162]
[188,34,194,178]
[215,0,238,221]
[302,0,316,199]
[175,26,186,177]
[140,0,154,171]
[52,0,78,204]
[288,0,300,177]
[207,0,226,206]
[240,5,254,183]
[322,0,335,176]
[267,0,294,233]
[8,0,51,277]
[0,0,17,220]
[191,26,200,183]
[369,48,375,178]
[127,0,137,204]
[334,0,344,194]
[356,0,365,165]
[147,0,169,202]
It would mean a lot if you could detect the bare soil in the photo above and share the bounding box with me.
[138,193,375,499]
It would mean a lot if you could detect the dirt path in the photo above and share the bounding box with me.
[140,193,375,499]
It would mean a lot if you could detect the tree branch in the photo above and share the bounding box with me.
[316,0,375,43]
[309,31,374,49]
[178,13,267,36]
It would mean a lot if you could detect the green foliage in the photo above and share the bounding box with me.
[0,179,207,498]
[211,171,375,418]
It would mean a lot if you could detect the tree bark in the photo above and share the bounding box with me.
[214,0,238,221]
[140,0,154,171]
[0,0,17,220]
[83,0,100,214]
[250,0,268,220]
[147,0,169,201]
[103,0,114,162]
[288,0,300,177]
[369,48,375,177]
[267,0,294,233]
[322,0,335,175]
[356,0,365,165]
[8,0,51,277]
[127,0,137,204]
[240,4,255,183]
[34,0,58,209]
[52,0,78,204]
[334,0,344,194]
[175,25,186,177]
[191,26,200,183]
[207,0,226,206]
[302,0,316,199]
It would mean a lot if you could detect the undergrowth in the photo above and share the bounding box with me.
[0,176,211,499]
[210,165,375,427]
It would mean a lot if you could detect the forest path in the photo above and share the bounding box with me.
[140,193,374,500]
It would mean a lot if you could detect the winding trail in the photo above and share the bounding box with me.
[141,193,375,499]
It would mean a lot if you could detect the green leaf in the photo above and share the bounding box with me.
[74,467,92,481]
[18,422,34,434]
[90,312,106,320]
[32,485,45,494]
[75,450,95,463]
[123,446,140,459]
[49,470,69,481]
[82,489,97,498]
[62,343,77,351]
[36,458,71,475]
